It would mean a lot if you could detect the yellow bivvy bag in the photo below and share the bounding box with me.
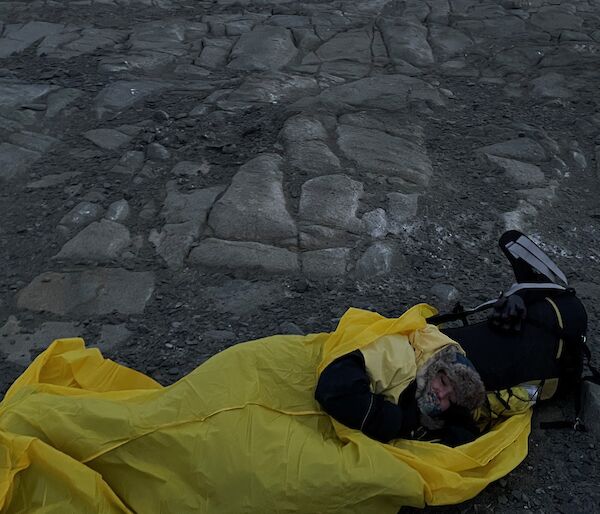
[0,305,531,513]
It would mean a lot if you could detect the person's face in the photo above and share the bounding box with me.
[428,371,456,413]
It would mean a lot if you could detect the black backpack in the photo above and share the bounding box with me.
[428,231,599,430]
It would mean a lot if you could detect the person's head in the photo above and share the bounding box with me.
[415,346,485,429]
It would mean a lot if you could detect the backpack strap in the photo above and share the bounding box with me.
[539,336,599,431]
[428,283,567,327]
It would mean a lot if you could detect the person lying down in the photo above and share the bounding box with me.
[0,304,537,514]
[316,325,486,447]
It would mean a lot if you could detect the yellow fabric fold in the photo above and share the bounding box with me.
[0,306,532,513]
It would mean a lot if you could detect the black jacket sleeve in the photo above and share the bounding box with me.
[314,350,419,442]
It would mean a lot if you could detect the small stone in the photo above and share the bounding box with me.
[279,322,304,335]
[139,200,157,220]
[386,193,419,234]
[430,283,460,304]
[0,315,20,337]
[146,142,171,160]
[571,150,587,170]
[171,161,203,177]
[111,150,145,174]
[84,128,132,150]
[59,201,104,231]
[97,323,131,352]
[550,156,568,173]
[104,199,130,222]
[153,109,169,122]
[362,209,388,238]
[355,242,396,279]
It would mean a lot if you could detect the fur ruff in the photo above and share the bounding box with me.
[415,346,485,430]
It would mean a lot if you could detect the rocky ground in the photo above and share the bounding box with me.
[1,0,600,512]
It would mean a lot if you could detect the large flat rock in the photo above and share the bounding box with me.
[17,269,155,315]
[83,128,132,150]
[486,155,545,185]
[429,25,472,59]
[94,80,168,118]
[337,124,432,186]
[151,183,224,269]
[478,138,548,162]
[54,220,131,262]
[162,183,224,224]
[285,140,340,175]
[150,221,202,270]
[301,248,350,279]
[281,115,329,142]
[9,131,58,153]
[0,317,80,366]
[0,142,41,180]
[531,6,583,32]
[530,72,572,99]
[0,21,64,57]
[380,21,434,67]
[293,74,444,112]
[229,26,297,71]
[227,72,319,105]
[209,154,297,243]
[298,174,363,232]
[189,238,299,274]
[315,28,372,63]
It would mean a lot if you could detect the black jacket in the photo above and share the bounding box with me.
[315,350,479,446]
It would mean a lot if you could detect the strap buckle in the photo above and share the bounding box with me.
[574,417,586,432]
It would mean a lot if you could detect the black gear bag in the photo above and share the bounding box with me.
[427,231,599,430]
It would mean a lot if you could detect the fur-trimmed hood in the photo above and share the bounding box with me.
[415,346,485,430]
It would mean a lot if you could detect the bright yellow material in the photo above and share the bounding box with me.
[475,387,537,429]
[359,323,460,403]
[360,334,416,403]
[408,323,463,367]
[0,305,532,513]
